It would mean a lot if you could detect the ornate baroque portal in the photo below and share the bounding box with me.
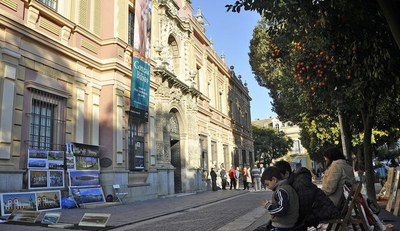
[169,111,181,193]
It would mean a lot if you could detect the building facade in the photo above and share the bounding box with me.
[252,117,311,169]
[0,0,253,202]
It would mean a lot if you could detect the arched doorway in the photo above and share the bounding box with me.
[169,111,181,193]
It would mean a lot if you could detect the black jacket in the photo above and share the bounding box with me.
[288,167,339,228]
[210,170,217,181]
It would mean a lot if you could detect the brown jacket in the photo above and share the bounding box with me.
[322,159,355,206]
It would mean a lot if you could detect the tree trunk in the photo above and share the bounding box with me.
[361,104,377,202]
[338,109,353,165]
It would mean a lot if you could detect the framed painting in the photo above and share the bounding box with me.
[70,187,105,205]
[41,212,61,224]
[36,190,61,211]
[28,170,48,189]
[27,149,48,169]
[48,150,65,170]
[49,170,64,188]
[1,192,37,216]
[79,213,111,227]
[69,170,100,187]
[7,210,41,223]
[66,156,76,170]
[76,156,99,171]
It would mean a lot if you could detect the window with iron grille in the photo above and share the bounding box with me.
[128,10,135,47]
[37,0,58,10]
[128,115,145,171]
[27,88,66,151]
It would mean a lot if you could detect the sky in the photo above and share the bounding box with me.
[191,0,276,120]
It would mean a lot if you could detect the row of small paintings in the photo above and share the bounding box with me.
[1,187,106,216]
[28,149,100,171]
[28,169,101,189]
[0,190,61,216]
[7,211,110,228]
[28,149,65,170]
[28,170,64,189]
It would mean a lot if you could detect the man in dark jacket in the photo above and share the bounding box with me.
[210,168,217,191]
[274,161,339,229]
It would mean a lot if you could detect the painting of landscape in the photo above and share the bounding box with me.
[48,150,65,169]
[7,210,41,223]
[28,149,48,169]
[71,187,105,205]
[69,170,100,186]
[79,213,110,227]
[76,156,99,171]
[1,192,37,216]
[41,212,61,224]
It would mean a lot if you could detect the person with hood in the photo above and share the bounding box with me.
[322,147,355,207]
[274,160,339,229]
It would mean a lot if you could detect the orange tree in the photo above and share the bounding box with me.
[229,0,400,201]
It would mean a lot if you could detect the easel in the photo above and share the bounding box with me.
[384,167,395,199]
[386,167,400,216]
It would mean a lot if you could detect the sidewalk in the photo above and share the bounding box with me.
[0,190,250,230]
[0,189,398,230]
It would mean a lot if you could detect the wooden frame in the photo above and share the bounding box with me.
[322,182,369,231]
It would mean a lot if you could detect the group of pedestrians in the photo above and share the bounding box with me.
[210,164,267,191]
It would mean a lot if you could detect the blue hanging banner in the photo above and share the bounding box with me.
[131,57,150,121]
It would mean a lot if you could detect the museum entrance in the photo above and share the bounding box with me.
[169,112,181,193]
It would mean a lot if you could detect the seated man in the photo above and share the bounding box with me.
[274,161,339,229]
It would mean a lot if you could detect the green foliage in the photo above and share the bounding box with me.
[252,125,293,164]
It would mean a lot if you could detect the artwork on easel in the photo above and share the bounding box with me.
[385,167,395,199]
[36,190,61,212]
[386,167,400,212]
[0,192,37,216]
[390,169,400,215]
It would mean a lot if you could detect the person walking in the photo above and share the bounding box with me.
[252,164,261,191]
[235,166,240,189]
[220,167,227,190]
[228,166,236,190]
[322,147,355,206]
[210,168,217,191]
[259,163,266,190]
[242,166,249,190]
[246,165,252,190]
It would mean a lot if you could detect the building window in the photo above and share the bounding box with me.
[27,88,66,151]
[37,0,57,10]
[128,10,135,47]
[128,116,145,171]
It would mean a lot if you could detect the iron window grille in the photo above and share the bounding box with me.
[37,0,58,10]
[27,88,66,151]
[128,10,135,47]
[128,115,145,171]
